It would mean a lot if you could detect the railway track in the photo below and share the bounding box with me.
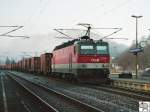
[46,75,150,101]
[8,73,104,112]
[8,74,59,112]
[85,84,150,101]
[7,71,140,112]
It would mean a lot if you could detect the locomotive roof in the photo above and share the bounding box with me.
[53,36,108,51]
[54,39,78,51]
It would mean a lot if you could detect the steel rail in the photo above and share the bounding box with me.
[86,85,150,101]
[8,73,104,112]
[8,74,59,112]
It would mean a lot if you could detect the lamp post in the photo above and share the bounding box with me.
[131,15,143,78]
[148,29,150,44]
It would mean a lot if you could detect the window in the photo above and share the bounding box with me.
[81,45,93,49]
[80,45,95,54]
[96,46,108,54]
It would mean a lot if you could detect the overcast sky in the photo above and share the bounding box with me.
[0,0,150,61]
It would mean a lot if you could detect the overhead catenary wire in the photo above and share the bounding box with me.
[55,37,73,40]
[26,0,51,33]
[54,29,74,39]
[3,35,30,38]
[101,28,122,39]
[20,0,50,35]
[0,26,21,27]
[55,29,86,31]
[77,23,124,40]
[104,37,128,40]
[101,0,134,16]
[0,26,30,39]
[0,26,23,36]
[54,24,125,41]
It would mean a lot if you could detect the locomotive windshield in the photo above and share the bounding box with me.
[96,45,108,54]
[79,43,109,55]
[80,45,95,54]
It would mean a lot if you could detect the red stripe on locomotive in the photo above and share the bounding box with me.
[78,55,110,63]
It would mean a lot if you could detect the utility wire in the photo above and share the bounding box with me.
[3,35,30,38]
[21,0,47,35]
[102,0,134,16]
[0,26,23,36]
[54,29,74,39]
[104,37,128,40]
[27,0,50,33]
[0,26,30,38]
[55,36,73,40]
[101,28,122,39]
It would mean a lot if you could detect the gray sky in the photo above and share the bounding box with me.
[0,0,150,60]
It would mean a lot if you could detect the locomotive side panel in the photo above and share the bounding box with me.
[52,45,78,76]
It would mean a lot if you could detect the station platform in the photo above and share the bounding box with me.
[109,74,150,92]
[110,74,150,84]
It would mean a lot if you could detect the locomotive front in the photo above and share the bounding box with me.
[75,39,110,83]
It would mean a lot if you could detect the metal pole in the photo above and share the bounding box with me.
[136,18,138,47]
[131,15,142,79]
[135,18,138,79]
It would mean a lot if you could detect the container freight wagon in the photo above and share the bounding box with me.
[40,53,52,75]
[18,60,23,71]
[6,64,11,70]
[31,57,41,73]
[22,59,25,71]
[0,65,6,70]
[14,63,19,71]
[22,58,28,72]
[10,63,17,70]
[26,58,31,72]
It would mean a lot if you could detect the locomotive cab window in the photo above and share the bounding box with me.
[81,45,93,49]
[80,45,94,54]
[96,46,108,54]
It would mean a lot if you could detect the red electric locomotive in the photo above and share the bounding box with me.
[52,34,110,83]
[52,24,110,83]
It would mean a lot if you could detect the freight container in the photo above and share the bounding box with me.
[26,58,31,72]
[40,53,52,75]
[31,57,41,73]
[18,60,23,71]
